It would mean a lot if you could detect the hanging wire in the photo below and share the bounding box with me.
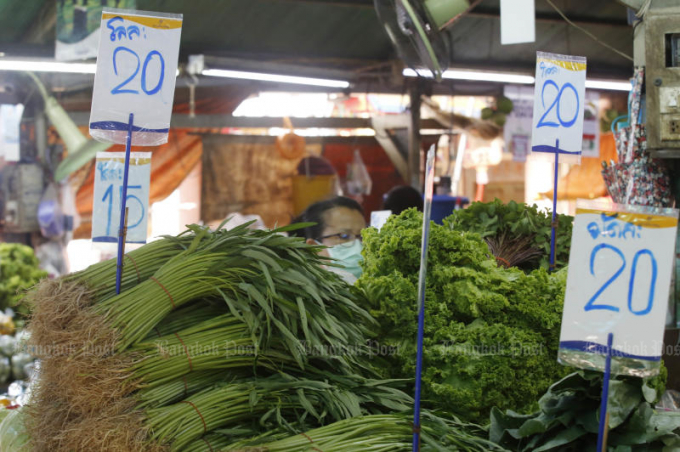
[545,0,634,62]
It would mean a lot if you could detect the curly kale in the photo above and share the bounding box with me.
[358,209,569,423]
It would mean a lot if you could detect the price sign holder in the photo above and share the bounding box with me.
[88,8,183,294]
[413,146,435,452]
[559,200,679,450]
[531,51,586,271]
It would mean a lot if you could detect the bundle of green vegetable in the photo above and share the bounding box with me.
[24,221,499,451]
[358,209,568,423]
[490,369,680,451]
[445,199,573,271]
[0,243,47,316]
[222,412,507,451]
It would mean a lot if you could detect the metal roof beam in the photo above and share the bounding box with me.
[68,112,444,129]
[468,6,630,28]
[269,0,374,7]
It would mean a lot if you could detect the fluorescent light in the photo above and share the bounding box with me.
[0,59,96,74]
[202,69,350,88]
[585,79,631,91]
[403,68,535,84]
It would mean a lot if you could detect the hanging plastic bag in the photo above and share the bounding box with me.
[346,149,372,196]
[60,180,80,238]
[37,184,64,239]
[603,67,673,208]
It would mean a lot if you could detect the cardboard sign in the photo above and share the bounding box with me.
[558,200,679,377]
[370,210,392,231]
[89,9,182,146]
[531,52,587,163]
[0,104,23,162]
[500,0,535,45]
[92,152,151,244]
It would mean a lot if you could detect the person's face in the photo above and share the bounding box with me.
[318,207,365,247]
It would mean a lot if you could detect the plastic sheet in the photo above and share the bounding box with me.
[0,408,29,452]
[92,152,151,244]
[602,67,672,208]
[559,200,679,378]
[531,51,586,165]
[89,9,183,146]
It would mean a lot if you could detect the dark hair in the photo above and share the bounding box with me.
[291,197,364,240]
[382,185,423,215]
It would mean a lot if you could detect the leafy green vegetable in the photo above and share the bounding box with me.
[0,244,47,316]
[445,199,573,272]
[490,369,679,451]
[357,209,569,423]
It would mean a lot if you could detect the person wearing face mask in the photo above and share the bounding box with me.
[291,197,366,284]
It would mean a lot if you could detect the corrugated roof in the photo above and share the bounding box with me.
[0,0,634,80]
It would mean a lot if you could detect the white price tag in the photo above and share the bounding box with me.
[559,201,679,377]
[89,9,182,146]
[92,152,151,244]
[531,52,586,163]
[370,210,391,231]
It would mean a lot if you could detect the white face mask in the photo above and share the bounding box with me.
[327,239,363,279]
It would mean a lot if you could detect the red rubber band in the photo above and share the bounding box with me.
[180,401,207,434]
[312,447,323,452]
[174,333,193,371]
[300,432,314,443]
[182,375,189,398]
[201,437,214,452]
[124,254,141,283]
[150,277,176,309]
[495,256,511,268]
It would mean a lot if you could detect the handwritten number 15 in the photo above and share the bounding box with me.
[111,46,165,95]
[536,80,579,129]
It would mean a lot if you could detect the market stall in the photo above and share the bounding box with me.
[2,0,680,451]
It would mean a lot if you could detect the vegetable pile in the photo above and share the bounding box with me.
[22,222,498,451]
[358,209,569,423]
[490,369,680,451]
[445,199,573,272]
[0,244,46,317]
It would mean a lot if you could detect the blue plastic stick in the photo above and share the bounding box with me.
[115,113,134,295]
[549,139,560,272]
[413,147,435,452]
[597,332,614,452]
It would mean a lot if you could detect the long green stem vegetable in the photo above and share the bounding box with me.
[64,234,194,301]
[143,299,227,340]
[26,221,502,452]
[222,413,508,452]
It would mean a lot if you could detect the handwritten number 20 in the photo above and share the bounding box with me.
[111,46,165,95]
[536,80,579,129]
[585,244,658,316]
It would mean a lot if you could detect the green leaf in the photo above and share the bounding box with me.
[532,425,586,451]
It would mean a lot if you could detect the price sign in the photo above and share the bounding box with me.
[370,210,391,231]
[558,200,679,377]
[531,51,586,163]
[92,152,151,244]
[89,9,182,146]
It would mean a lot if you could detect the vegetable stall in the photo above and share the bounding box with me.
[0,200,676,451]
